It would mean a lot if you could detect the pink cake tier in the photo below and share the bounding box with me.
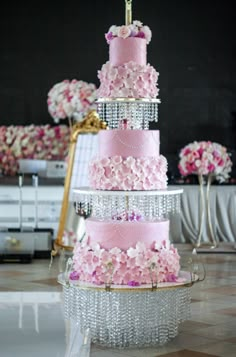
[99,130,160,157]
[71,218,180,285]
[97,60,159,99]
[88,130,167,190]
[110,37,147,66]
[98,22,158,98]
[85,218,169,251]
[98,35,159,98]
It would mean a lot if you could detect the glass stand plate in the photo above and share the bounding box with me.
[73,187,183,220]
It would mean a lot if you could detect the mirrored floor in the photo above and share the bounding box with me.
[0,249,236,357]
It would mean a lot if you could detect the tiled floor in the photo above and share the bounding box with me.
[0,248,236,357]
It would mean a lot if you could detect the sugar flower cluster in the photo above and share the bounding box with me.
[112,210,142,221]
[0,125,70,176]
[70,238,180,285]
[47,79,97,123]
[98,61,159,98]
[105,20,152,44]
[178,141,232,183]
[89,155,168,190]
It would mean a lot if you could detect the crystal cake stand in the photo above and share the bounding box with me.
[96,98,160,130]
[59,271,198,348]
[73,187,183,220]
[58,187,200,348]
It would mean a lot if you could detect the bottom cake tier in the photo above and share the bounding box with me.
[70,218,180,285]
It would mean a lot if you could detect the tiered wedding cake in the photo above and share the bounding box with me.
[70,20,181,286]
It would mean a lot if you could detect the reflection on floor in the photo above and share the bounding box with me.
[0,249,236,357]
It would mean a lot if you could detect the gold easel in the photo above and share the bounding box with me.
[51,110,106,260]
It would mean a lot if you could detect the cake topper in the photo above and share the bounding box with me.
[125,0,132,25]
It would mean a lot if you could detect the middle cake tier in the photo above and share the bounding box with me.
[89,129,168,190]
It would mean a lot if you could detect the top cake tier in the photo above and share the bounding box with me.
[97,21,159,100]
[109,37,147,66]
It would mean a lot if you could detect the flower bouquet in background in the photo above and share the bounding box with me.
[0,125,70,176]
[47,79,97,132]
[178,141,232,184]
[178,141,233,248]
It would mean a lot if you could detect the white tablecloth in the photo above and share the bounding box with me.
[170,185,236,244]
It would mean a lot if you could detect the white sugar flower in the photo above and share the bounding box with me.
[108,25,118,35]
[133,20,143,27]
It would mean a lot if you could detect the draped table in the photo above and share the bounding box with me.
[170,185,236,245]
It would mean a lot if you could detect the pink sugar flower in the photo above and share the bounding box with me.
[117,66,127,77]
[101,157,110,166]
[133,181,143,190]
[105,32,114,44]
[117,25,131,39]
[111,155,122,165]
[69,271,80,281]
[128,280,140,287]
[136,31,145,39]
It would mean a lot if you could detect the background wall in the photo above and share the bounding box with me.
[0,0,235,176]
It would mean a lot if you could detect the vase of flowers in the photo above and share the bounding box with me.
[178,141,233,248]
[0,125,70,176]
[47,79,100,254]
[47,79,97,133]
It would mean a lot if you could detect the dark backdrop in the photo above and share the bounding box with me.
[0,0,235,175]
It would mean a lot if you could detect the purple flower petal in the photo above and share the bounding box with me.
[128,280,140,287]
[69,271,80,281]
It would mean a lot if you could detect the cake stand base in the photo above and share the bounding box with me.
[59,272,195,348]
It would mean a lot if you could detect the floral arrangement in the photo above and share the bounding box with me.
[105,20,152,44]
[97,61,159,98]
[178,141,232,183]
[112,210,142,222]
[47,79,97,124]
[62,229,78,247]
[0,125,70,176]
[89,155,167,190]
[70,238,180,285]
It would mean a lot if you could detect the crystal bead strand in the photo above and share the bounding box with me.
[97,100,159,129]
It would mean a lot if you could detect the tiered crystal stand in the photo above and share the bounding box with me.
[58,0,202,349]
[58,93,200,347]
[58,188,201,348]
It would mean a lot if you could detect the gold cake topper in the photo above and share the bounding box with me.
[125,0,132,25]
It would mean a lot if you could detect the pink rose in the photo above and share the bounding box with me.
[117,25,131,39]
[208,163,215,172]
[136,31,145,39]
[218,159,225,166]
